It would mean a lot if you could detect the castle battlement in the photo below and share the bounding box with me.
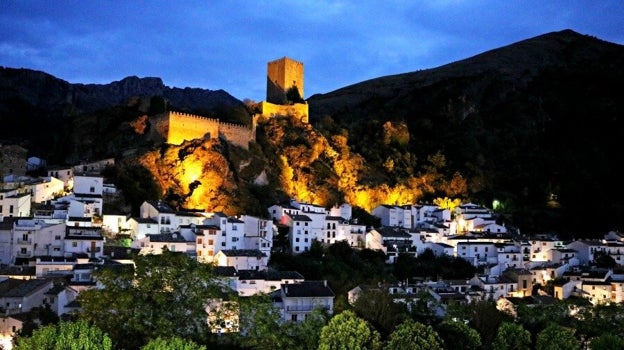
[157,111,254,149]
[169,111,221,124]
[268,56,304,66]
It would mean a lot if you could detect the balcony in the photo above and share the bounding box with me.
[286,304,328,312]
[16,251,32,257]
[16,238,32,244]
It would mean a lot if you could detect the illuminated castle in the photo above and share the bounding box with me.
[152,57,309,149]
[260,57,309,123]
[151,111,255,149]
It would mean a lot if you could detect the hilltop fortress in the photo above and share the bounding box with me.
[152,57,309,149]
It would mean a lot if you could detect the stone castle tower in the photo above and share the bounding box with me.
[266,57,304,104]
[260,57,309,123]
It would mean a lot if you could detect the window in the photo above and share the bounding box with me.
[9,205,13,214]
[221,242,226,247]
[295,238,300,242]
[55,235,61,240]
[20,248,27,254]
[90,186,95,193]
[208,239,214,245]
[72,242,77,247]
[198,238,203,244]
[291,314,297,321]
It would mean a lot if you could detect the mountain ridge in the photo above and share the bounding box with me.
[308,29,624,119]
[1,29,624,238]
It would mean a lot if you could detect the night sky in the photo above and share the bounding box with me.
[2,1,622,101]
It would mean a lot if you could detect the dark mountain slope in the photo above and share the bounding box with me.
[0,68,247,162]
[308,29,624,237]
[2,29,623,238]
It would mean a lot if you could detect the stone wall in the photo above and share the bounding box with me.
[260,101,309,123]
[219,122,255,149]
[151,111,254,149]
[0,144,27,178]
[167,111,220,145]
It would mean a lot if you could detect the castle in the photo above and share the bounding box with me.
[153,57,309,150]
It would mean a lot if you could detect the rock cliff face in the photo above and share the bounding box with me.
[69,76,242,113]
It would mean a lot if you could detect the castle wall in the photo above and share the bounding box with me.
[220,122,254,149]
[267,57,304,104]
[260,101,309,124]
[167,111,220,145]
[150,111,253,149]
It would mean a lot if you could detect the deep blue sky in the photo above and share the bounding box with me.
[2,1,623,102]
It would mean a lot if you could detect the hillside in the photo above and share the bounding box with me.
[0,69,248,163]
[1,29,624,238]
[307,29,624,237]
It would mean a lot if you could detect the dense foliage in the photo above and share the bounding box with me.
[77,250,229,349]
[10,248,624,349]
[13,319,113,350]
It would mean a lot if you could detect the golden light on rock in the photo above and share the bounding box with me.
[182,158,203,186]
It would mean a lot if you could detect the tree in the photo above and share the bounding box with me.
[589,333,624,350]
[237,294,294,349]
[141,336,206,350]
[515,300,571,338]
[464,301,512,347]
[13,320,112,350]
[384,319,444,350]
[435,319,481,350]
[78,250,228,349]
[352,289,409,337]
[536,323,580,350]
[286,86,304,104]
[594,252,617,268]
[318,310,381,350]
[491,322,531,350]
[283,307,330,350]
